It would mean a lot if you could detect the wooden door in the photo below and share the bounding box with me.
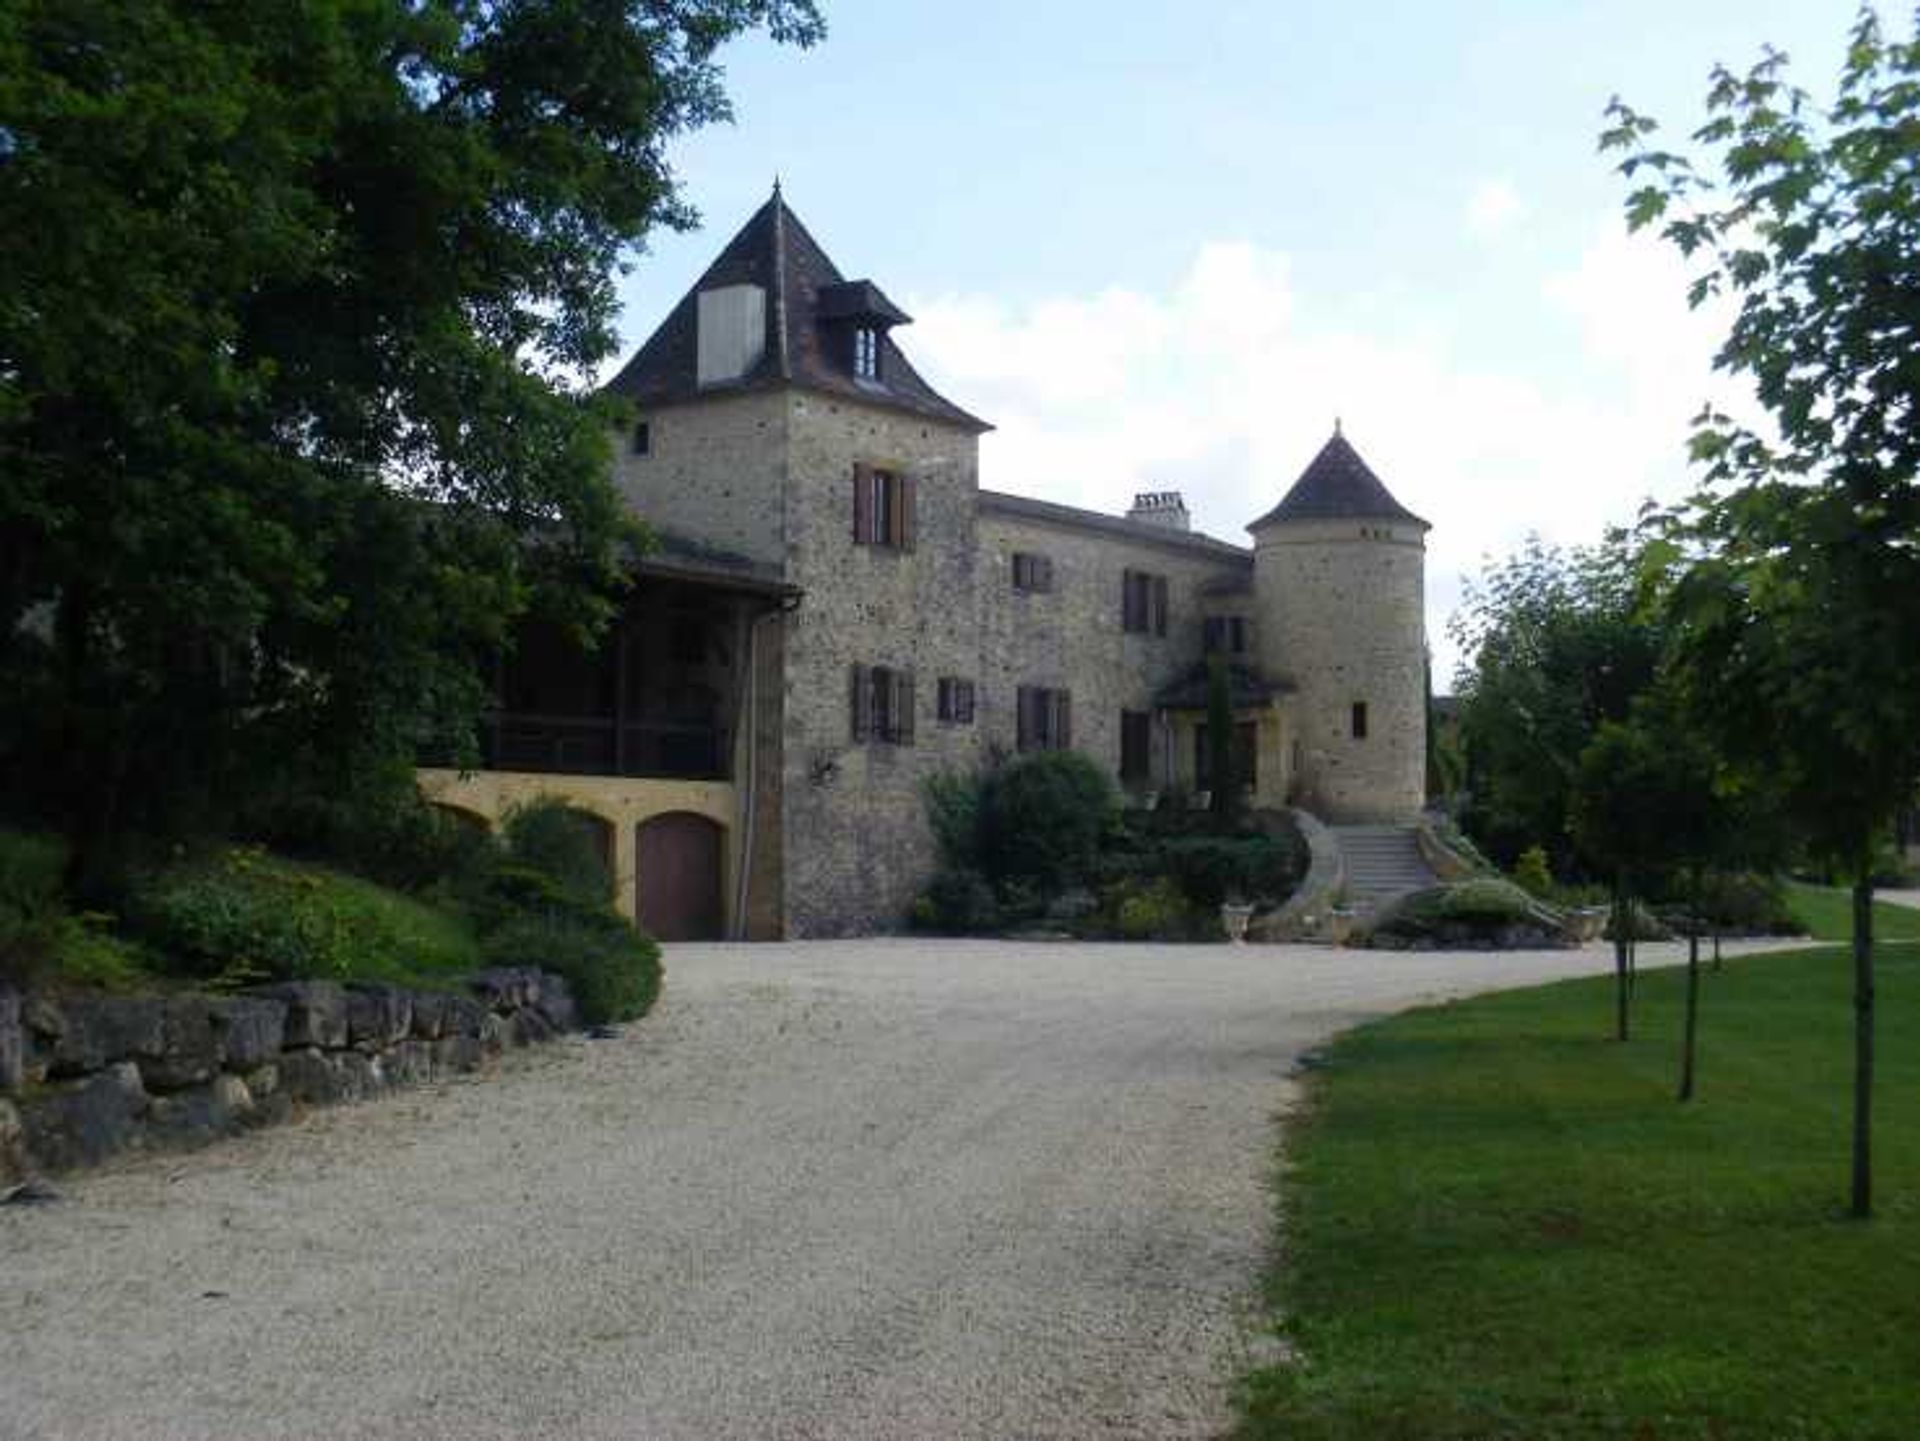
[635,813,724,941]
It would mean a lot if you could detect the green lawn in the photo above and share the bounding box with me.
[1238,945,1920,1441]
[1784,880,1920,943]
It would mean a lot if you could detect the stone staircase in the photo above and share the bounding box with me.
[1330,824,1437,912]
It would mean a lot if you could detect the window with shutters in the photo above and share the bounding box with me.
[1121,569,1169,636]
[850,664,916,745]
[1204,615,1249,654]
[1011,552,1054,593]
[1015,685,1072,752]
[852,463,913,549]
[1120,710,1152,783]
[936,677,976,725]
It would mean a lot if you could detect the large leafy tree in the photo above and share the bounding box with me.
[1605,6,1920,1217]
[0,0,823,878]
[1448,533,1663,873]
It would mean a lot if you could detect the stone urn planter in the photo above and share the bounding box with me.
[1220,901,1255,944]
[1328,906,1359,947]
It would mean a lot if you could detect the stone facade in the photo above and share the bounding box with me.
[579,190,1433,938]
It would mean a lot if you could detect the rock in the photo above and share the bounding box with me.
[2,1178,61,1206]
[254,982,348,1049]
[432,1033,485,1075]
[383,1040,433,1087]
[537,975,579,1032]
[408,990,449,1041]
[479,1012,512,1055]
[0,1098,25,1185]
[44,995,166,1077]
[139,997,220,1091]
[332,1051,383,1102]
[243,1090,293,1129]
[210,997,285,1069]
[17,1061,149,1172]
[276,1048,345,1106]
[0,987,21,1091]
[210,1072,253,1115]
[148,1077,248,1148]
[441,995,488,1039]
[471,968,533,1012]
[345,985,412,1050]
[240,1063,279,1099]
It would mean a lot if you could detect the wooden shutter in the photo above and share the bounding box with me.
[898,474,916,551]
[1016,686,1033,751]
[1121,571,1138,630]
[1054,691,1072,749]
[896,669,916,745]
[961,680,975,724]
[1152,576,1169,637]
[852,463,872,544]
[850,663,871,741]
[1037,556,1053,592]
[1204,617,1223,653]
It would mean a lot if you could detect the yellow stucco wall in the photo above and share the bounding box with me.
[416,768,739,932]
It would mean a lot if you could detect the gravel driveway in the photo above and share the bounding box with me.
[2,939,1644,1440]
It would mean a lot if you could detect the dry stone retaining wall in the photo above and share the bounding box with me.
[0,969,578,1187]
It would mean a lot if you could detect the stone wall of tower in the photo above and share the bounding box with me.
[1253,518,1426,824]
[778,392,987,937]
[610,390,788,564]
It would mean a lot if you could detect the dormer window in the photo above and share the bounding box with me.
[853,326,879,381]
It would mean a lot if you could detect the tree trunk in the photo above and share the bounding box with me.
[1612,878,1630,1042]
[1679,868,1700,1102]
[1850,877,1874,1220]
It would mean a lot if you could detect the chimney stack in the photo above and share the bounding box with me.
[1126,491,1190,532]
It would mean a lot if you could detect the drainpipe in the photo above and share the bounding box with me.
[732,592,800,940]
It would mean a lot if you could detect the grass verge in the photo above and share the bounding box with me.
[1238,944,1920,1441]
[1783,880,1920,943]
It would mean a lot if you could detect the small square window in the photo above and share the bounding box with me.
[631,421,650,456]
[937,677,976,725]
[1012,553,1054,593]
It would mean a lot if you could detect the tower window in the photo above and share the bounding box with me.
[1351,702,1369,740]
[631,421,650,456]
[853,326,880,381]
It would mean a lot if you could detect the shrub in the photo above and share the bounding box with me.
[976,751,1117,892]
[1114,877,1193,941]
[482,910,661,1024]
[502,798,613,905]
[1158,834,1296,908]
[914,868,1000,933]
[1369,878,1568,948]
[1511,845,1555,899]
[1689,871,1799,935]
[129,846,480,984]
[922,771,986,870]
[1,828,68,985]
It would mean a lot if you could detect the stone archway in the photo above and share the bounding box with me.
[635,812,725,941]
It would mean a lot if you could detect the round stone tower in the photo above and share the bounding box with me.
[1250,426,1428,824]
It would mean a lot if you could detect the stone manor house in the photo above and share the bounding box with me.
[420,190,1430,940]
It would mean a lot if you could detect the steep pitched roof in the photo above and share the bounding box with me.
[1248,429,1429,531]
[604,189,990,433]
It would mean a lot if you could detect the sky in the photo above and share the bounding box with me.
[603,0,1858,685]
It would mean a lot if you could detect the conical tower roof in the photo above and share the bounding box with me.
[604,187,989,432]
[1249,427,1428,531]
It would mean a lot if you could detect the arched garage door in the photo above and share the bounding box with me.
[636,813,724,941]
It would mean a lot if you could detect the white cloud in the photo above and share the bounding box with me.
[905,218,1750,687]
[1465,179,1527,238]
